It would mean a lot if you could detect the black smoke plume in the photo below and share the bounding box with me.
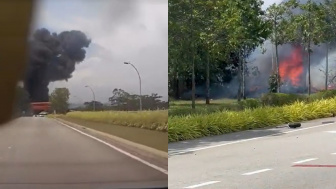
[24,28,91,102]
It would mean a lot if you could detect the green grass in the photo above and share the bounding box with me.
[51,110,168,151]
[169,98,243,116]
[49,110,168,151]
[59,116,167,152]
[65,110,168,132]
[168,97,336,142]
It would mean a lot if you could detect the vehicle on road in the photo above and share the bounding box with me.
[38,111,48,117]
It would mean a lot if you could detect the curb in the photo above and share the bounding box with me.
[54,118,168,160]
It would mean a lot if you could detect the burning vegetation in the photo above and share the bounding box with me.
[279,45,304,87]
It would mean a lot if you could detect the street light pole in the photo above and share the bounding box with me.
[124,62,142,111]
[85,85,96,111]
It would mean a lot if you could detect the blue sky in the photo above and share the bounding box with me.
[32,0,168,104]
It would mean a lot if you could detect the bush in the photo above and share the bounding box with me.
[168,103,243,117]
[238,98,261,109]
[309,89,336,101]
[168,97,336,142]
[260,93,306,106]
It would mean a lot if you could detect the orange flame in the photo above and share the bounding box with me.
[279,46,303,86]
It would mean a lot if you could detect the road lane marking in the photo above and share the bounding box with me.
[326,131,336,133]
[184,181,220,188]
[293,164,336,168]
[57,121,168,175]
[242,168,272,176]
[331,153,336,155]
[170,123,334,155]
[283,123,334,134]
[293,158,317,164]
[171,137,264,155]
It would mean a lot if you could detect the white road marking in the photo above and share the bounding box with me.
[293,158,317,164]
[326,131,336,133]
[170,123,334,155]
[57,121,168,175]
[184,181,220,188]
[171,137,264,155]
[331,153,336,155]
[242,168,272,176]
[283,123,334,134]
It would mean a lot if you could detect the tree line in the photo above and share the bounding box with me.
[169,0,336,108]
[13,86,168,115]
[76,88,168,111]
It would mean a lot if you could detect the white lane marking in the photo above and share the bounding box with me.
[170,123,334,155]
[171,137,264,155]
[57,121,168,175]
[242,168,272,176]
[331,153,336,155]
[326,131,336,133]
[293,158,317,164]
[284,123,334,134]
[184,181,220,188]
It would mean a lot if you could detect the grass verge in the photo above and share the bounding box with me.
[168,98,336,142]
[65,110,168,132]
[169,99,242,116]
[59,116,168,152]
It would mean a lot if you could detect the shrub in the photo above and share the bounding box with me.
[168,97,336,142]
[238,98,261,109]
[309,89,336,101]
[260,93,306,106]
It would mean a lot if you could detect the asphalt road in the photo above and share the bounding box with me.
[169,117,336,189]
[0,117,167,189]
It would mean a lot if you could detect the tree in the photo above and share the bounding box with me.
[285,0,327,95]
[265,0,294,92]
[168,0,270,102]
[84,101,103,111]
[169,0,195,101]
[50,88,70,114]
[108,88,168,111]
[321,0,336,90]
[219,0,271,101]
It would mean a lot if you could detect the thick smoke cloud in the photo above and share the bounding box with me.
[25,28,91,102]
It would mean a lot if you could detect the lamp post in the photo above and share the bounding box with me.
[85,85,96,111]
[124,62,142,111]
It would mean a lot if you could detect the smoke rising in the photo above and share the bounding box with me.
[25,28,91,102]
[242,0,336,96]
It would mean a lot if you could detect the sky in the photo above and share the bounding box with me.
[31,0,168,104]
[262,0,283,10]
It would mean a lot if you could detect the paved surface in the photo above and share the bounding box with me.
[169,117,336,189]
[0,117,167,189]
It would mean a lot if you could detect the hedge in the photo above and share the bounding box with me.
[168,97,336,142]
